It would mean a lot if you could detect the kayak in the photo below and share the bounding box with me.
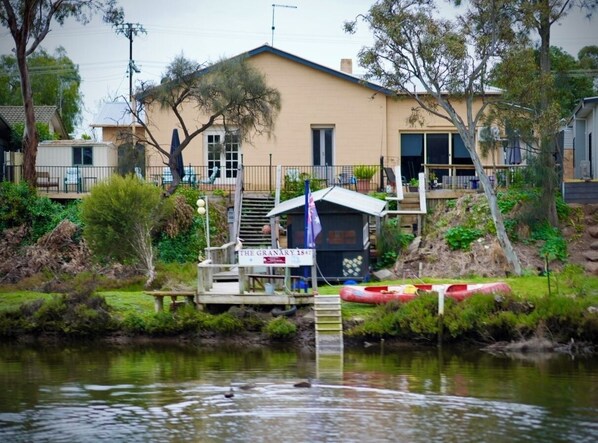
[339,282,511,304]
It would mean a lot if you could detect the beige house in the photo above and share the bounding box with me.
[97,45,506,187]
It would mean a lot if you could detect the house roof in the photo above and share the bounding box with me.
[139,44,396,100]
[267,186,387,218]
[0,105,68,139]
[91,101,145,127]
[244,45,396,96]
[572,96,598,119]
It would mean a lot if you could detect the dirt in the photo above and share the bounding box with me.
[393,194,595,279]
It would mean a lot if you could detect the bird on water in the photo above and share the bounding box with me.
[293,378,312,388]
[224,387,234,398]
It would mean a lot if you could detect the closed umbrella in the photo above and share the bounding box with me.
[507,134,522,165]
[170,128,185,180]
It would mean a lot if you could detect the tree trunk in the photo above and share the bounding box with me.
[16,45,38,187]
[473,156,522,276]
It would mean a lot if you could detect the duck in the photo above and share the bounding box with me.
[224,387,234,398]
[293,378,312,388]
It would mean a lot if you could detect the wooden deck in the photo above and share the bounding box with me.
[196,281,314,309]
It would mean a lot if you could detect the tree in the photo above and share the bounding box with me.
[0,0,123,187]
[81,174,172,286]
[346,0,523,275]
[0,47,83,133]
[130,55,281,195]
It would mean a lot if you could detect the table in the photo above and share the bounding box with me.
[145,291,196,312]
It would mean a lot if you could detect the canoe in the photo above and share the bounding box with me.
[339,282,511,304]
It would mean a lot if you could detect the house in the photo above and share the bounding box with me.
[0,114,12,182]
[96,45,505,188]
[0,105,69,140]
[570,96,598,179]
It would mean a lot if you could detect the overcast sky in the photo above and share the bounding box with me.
[1,0,597,137]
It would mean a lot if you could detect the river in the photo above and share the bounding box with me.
[0,342,596,442]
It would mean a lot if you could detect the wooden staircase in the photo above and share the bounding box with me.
[239,195,276,247]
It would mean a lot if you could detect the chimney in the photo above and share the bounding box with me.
[340,58,352,74]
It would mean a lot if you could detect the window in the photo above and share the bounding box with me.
[400,132,472,181]
[73,146,93,165]
[312,127,334,166]
[206,130,239,182]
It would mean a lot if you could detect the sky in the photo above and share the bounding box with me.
[1,0,597,138]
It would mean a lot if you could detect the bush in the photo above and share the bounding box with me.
[445,226,483,250]
[263,316,297,339]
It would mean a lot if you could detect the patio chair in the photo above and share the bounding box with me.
[134,167,144,180]
[199,166,219,185]
[161,167,173,187]
[64,167,82,193]
[336,166,357,191]
[182,166,197,187]
[285,168,300,182]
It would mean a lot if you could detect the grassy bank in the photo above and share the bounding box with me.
[1,270,597,346]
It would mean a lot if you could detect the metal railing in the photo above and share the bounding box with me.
[2,163,526,194]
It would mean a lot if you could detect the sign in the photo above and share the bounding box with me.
[238,248,314,267]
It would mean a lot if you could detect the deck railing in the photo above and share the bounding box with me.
[1,163,527,194]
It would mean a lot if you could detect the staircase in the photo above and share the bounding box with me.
[239,195,276,247]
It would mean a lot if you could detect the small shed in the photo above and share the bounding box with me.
[267,186,387,282]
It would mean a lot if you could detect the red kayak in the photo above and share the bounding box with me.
[339,282,512,304]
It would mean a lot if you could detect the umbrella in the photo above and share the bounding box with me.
[170,128,185,180]
[507,136,522,165]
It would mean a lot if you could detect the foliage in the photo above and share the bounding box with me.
[0,48,82,133]
[353,165,378,180]
[376,218,414,269]
[0,181,79,243]
[445,226,483,251]
[263,316,297,339]
[81,175,172,284]
[280,172,324,201]
[530,222,568,261]
[409,177,419,187]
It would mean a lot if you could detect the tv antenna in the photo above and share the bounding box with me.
[271,4,297,46]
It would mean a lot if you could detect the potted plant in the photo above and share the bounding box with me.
[408,177,419,192]
[353,165,377,193]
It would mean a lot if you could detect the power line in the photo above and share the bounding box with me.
[115,22,147,102]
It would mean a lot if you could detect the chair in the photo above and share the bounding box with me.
[285,168,300,182]
[337,166,357,191]
[199,166,219,185]
[182,166,197,187]
[134,167,144,180]
[161,167,173,187]
[64,167,81,193]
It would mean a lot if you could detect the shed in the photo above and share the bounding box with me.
[267,186,387,282]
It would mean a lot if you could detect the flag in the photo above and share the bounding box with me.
[306,186,322,248]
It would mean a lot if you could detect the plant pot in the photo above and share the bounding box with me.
[408,186,418,192]
[356,179,371,193]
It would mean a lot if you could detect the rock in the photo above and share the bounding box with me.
[584,261,598,275]
[582,250,598,261]
[590,241,598,251]
[587,226,598,239]
[407,236,422,255]
[372,268,398,282]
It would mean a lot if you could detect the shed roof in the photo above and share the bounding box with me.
[267,186,387,218]
[91,101,145,127]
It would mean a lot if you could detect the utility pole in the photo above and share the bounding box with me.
[116,22,146,103]
[271,4,297,46]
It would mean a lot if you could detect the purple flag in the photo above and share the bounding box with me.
[306,188,322,248]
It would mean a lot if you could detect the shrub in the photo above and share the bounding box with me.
[205,312,244,335]
[445,226,483,250]
[263,316,297,339]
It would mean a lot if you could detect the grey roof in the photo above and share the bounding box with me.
[572,96,598,119]
[0,105,68,138]
[91,101,145,127]
[267,186,387,218]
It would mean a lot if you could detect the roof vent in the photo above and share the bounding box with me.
[340,59,352,74]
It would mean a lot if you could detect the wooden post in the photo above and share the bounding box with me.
[154,295,163,313]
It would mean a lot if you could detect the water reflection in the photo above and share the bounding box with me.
[0,343,596,442]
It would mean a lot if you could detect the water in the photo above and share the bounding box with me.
[0,342,596,442]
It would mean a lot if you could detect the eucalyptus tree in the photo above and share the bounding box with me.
[130,55,281,195]
[0,0,123,186]
[346,0,523,275]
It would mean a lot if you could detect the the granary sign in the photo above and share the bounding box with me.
[238,249,314,267]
